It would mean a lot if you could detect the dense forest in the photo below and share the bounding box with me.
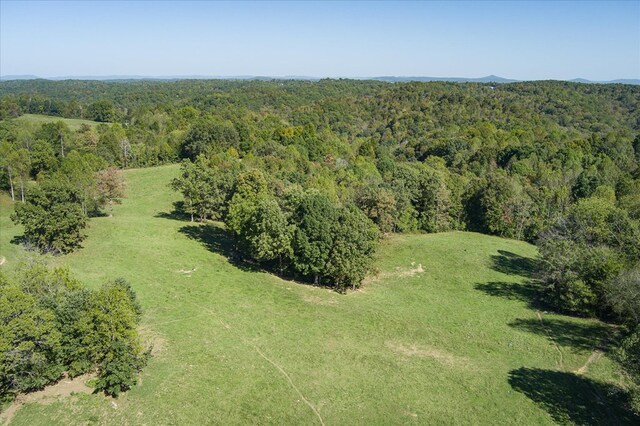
[1,79,639,410]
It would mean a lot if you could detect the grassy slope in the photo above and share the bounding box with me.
[0,164,634,425]
[13,114,105,131]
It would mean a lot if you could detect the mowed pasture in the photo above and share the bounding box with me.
[13,114,105,131]
[0,164,635,425]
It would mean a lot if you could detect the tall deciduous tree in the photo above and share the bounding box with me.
[11,179,87,254]
[291,192,338,284]
[325,206,379,291]
[96,167,126,217]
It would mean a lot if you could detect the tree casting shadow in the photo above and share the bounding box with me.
[491,250,539,279]
[509,367,638,425]
[509,317,616,351]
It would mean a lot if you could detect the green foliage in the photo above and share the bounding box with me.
[325,206,379,291]
[539,197,640,316]
[0,265,146,400]
[88,279,146,396]
[291,192,338,283]
[180,119,240,160]
[607,265,640,326]
[617,328,640,414]
[480,172,535,240]
[415,166,454,233]
[229,194,293,269]
[0,280,62,395]
[356,186,397,233]
[87,100,118,123]
[11,179,87,254]
[171,155,240,221]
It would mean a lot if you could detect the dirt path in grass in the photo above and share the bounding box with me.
[1,374,94,425]
[189,301,326,426]
[0,257,6,266]
[536,311,565,370]
[575,350,603,375]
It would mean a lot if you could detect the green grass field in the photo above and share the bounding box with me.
[12,114,105,131]
[0,164,635,425]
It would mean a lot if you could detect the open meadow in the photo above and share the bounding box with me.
[13,114,105,131]
[0,164,635,425]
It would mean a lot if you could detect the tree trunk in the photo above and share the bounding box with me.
[109,199,113,217]
[20,180,25,203]
[314,274,319,285]
[7,167,14,201]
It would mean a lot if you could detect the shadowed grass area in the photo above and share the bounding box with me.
[0,164,636,425]
[509,367,637,425]
[509,317,615,351]
[490,249,540,279]
[474,280,545,310]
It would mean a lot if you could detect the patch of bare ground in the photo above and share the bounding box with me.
[139,326,168,357]
[386,341,472,369]
[0,257,5,266]
[1,373,94,425]
[363,262,425,285]
[301,293,338,306]
[175,267,197,277]
[575,350,603,375]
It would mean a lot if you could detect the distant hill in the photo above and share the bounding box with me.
[370,75,518,83]
[1,74,638,84]
[0,75,40,81]
[570,78,640,85]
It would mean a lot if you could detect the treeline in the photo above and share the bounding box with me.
[0,263,147,400]
[172,155,379,291]
[8,162,125,254]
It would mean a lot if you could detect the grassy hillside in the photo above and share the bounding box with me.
[0,165,635,425]
[12,114,105,130]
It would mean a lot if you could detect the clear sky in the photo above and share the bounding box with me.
[1,0,639,80]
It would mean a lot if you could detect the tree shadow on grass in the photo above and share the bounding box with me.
[9,235,28,247]
[155,201,192,221]
[474,281,548,310]
[178,223,329,289]
[509,367,638,425]
[491,250,540,279]
[509,317,617,351]
[178,223,260,273]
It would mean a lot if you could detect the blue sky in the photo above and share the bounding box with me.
[1,1,638,80]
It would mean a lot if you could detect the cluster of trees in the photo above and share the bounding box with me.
[0,263,147,400]
[172,157,379,291]
[9,163,125,254]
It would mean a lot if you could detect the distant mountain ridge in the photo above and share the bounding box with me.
[1,74,638,85]
[369,75,518,83]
